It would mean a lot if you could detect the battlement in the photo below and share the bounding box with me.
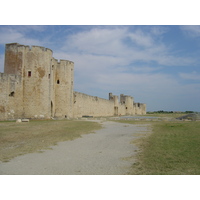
[74,91,109,102]
[60,59,74,65]
[120,94,133,98]
[6,43,53,53]
[29,45,53,53]
[120,94,134,104]
[109,93,118,101]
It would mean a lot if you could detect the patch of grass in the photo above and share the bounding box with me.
[145,113,184,118]
[129,121,200,175]
[0,119,102,162]
[114,120,152,125]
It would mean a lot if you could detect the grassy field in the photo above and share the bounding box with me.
[118,119,200,175]
[145,113,185,118]
[0,119,102,162]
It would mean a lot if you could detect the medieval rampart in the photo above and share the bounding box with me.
[0,43,146,120]
[73,91,114,117]
[0,73,23,120]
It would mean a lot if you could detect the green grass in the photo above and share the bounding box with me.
[145,113,184,118]
[115,118,200,175]
[130,121,200,175]
[0,119,102,162]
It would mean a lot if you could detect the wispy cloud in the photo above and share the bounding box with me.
[179,71,200,80]
[0,26,43,45]
[128,29,155,47]
[149,26,169,36]
[59,26,195,69]
[180,25,200,38]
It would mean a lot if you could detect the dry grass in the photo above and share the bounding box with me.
[0,119,102,162]
[145,113,185,118]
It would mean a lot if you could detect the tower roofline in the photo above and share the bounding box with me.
[6,43,53,53]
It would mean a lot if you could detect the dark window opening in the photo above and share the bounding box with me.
[48,74,50,79]
[9,91,15,97]
[51,101,53,117]
[126,107,128,109]
[57,80,60,84]
[28,71,31,77]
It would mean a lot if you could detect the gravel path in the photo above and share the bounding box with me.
[0,121,150,175]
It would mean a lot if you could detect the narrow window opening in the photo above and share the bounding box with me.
[48,74,50,79]
[57,80,60,84]
[28,71,31,77]
[126,107,128,110]
[51,101,53,117]
[9,91,15,97]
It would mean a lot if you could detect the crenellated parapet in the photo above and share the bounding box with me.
[5,43,53,53]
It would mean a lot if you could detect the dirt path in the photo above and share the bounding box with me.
[0,121,150,175]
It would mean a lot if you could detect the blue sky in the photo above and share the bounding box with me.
[0,25,200,112]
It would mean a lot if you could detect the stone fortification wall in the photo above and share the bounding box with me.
[0,43,146,120]
[117,103,127,116]
[134,103,146,115]
[73,92,114,117]
[0,73,23,120]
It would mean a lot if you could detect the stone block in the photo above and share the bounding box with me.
[22,119,29,122]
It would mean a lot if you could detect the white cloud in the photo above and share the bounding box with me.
[128,29,154,47]
[0,26,42,46]
[131,66,162,73]
[150,26,169,36]
[60,26,195,69]
[179,71,200,81]
[180,25,200,38]
[62,27,128,57]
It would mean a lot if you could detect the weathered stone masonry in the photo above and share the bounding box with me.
[0,43,146,120]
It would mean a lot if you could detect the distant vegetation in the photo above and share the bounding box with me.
[147,110,196,114]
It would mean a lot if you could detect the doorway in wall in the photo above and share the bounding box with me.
[114,106,118,116]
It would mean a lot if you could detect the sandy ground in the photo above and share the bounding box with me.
[0,120,150,175]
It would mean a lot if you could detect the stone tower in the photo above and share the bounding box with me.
[120,94,134,115]
[52,59,74,118]
[3,43,74,119]
[109,93,119,115]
